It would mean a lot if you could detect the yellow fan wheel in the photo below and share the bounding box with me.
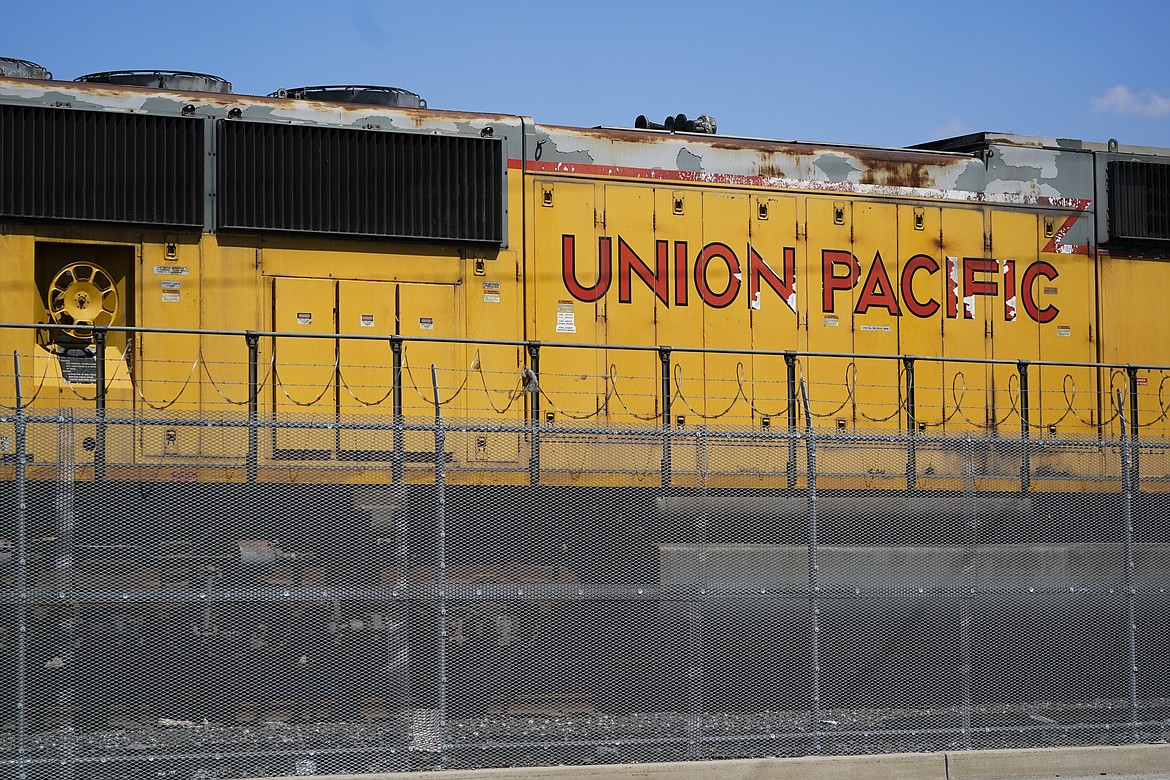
[47,262,119,339]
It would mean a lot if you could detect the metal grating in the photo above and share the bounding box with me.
[216,120,504,243]
[1107,160,1170,244]
[0,104,203,227]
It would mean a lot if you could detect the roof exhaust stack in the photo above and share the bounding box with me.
[0,57,52,80]
[74,70,232,93]
[636,113,717,134]
[271,85,426,108]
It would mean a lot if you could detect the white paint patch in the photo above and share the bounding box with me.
[996,146,1059,179]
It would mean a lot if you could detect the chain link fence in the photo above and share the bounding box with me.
[2,359,1170,778]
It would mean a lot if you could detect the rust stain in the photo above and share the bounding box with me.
[859,159,935,190]
[756,161,788,179]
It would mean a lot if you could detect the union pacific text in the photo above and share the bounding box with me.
[561,234,1059,323]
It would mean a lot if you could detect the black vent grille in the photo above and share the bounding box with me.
[1108,160,1170,244]
[0,104,203,227]
[217,121,503,243]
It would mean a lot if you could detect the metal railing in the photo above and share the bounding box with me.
[3,322,1169,488]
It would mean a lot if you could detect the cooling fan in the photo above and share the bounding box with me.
[46,262,119,340]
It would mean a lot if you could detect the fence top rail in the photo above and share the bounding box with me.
[3,321,1168,373]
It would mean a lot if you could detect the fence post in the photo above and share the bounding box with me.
[527,341,540,485]
[56,409,77,778]
[960,434,976,750]
[660,346,672,489]
[1117,389,1140,742]
[431,364,448,767]
[245,331,259,482]
[390,336,404,483]
[1127,365,1140,489]
[1018,360,1030,492]
[13,352,28,778]
[798,378,821,754]
[904,356,916,490]
[93,326,107,481]
[785,351,797,489]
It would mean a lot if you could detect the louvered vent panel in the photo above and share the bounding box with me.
[0,104,203,226]
[1108,160,1170,244]
[217,121,503,243]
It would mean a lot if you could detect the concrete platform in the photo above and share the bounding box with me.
[238,743,1170,780]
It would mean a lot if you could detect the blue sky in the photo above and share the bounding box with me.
[5,0,1168,149]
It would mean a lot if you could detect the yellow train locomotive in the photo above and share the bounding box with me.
[0,60,1168,488]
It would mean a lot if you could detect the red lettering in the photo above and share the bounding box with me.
[558,234,1060,327]
[618,237,669,304]
[1003,259,1017,321]
[562,235,611,303]
[1021,261,1059,323]
[674,241,689,306]
[822,250,860,313]
[854,252,901,316]
[901,254,939,318]
[694,243,741,308]
[748,245,797,313]
[962,258,999,319]
[946,256,959,319]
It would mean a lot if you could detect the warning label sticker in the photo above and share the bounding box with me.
[556,301,575,333]
[360,314,375,327]
[297,312,312,325]
[420,317,434,330]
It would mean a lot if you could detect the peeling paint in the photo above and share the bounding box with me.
[997,146,1060,179]
[812,153,861,184]
[676,148,702,172]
